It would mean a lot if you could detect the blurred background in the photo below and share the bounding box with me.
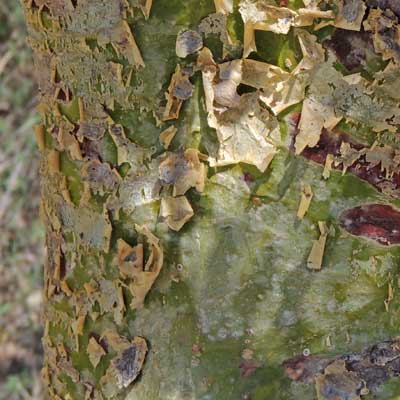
[0,1,44,399]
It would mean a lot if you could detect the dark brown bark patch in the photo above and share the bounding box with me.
[290,115,400,196]
[324,29,374,72]
[340,203,400,245]
[284,339,400,398]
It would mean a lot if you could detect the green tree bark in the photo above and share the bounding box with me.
[21,0,400,399]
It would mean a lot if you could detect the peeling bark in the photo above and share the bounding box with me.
[22,0,400,399]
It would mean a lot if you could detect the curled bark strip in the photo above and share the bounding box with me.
[340,203,400,246]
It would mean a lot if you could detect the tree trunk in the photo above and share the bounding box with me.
[21,0,400,399]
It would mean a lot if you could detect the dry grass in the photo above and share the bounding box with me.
[0,1,44,399]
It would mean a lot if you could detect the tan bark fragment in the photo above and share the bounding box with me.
[334,142,364,174]
[384,279,394,312]
[163,65,194,121]
[323,154,334,180]
[101,336,148,393]
[307,221,328,271]
[34,124,46,151]
[214,0,233,14]
[87,337,106,368]
[128,225,164,309]
[47,150,60,173]
[334,0,366,31]
[117,239,144,278]
[60,280,73,297]
[243,22,257,57]
[159,125,178,149]
[72,314,86,337]
[98,21,144,68]
[139,0,152,19]
[297,183,313,219]
[160,196,194,231]
[239,1,333,37]
[242,59,306,115]
[159,149,206,196]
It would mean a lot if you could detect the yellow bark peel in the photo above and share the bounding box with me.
[239,1,334,40]
[243,22,257,58]
[117,239,144,278]
[47,150,60,174]
[163,65,194,121]
[101,335,148,393]
[242,58,306,115]
[334,0,366,31]
[98,21,144,68]
[139,0,153,19]
[87,337,106,368]
[159,125,178,149]
[307,221,328,271]
[23,1,169,396]
[160,196,194,231]
[128,225,164,309]
[159,149,206,196]
[384,278,394,312]
[197,48,281,172]
[297,183,313,219]
[207,93,279,172]
[34,124,46,151]
[334,142,363,174]
[72,314,86,337]
[58,126,83,161]
[214,0,233,14]
[323,154,334,180]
